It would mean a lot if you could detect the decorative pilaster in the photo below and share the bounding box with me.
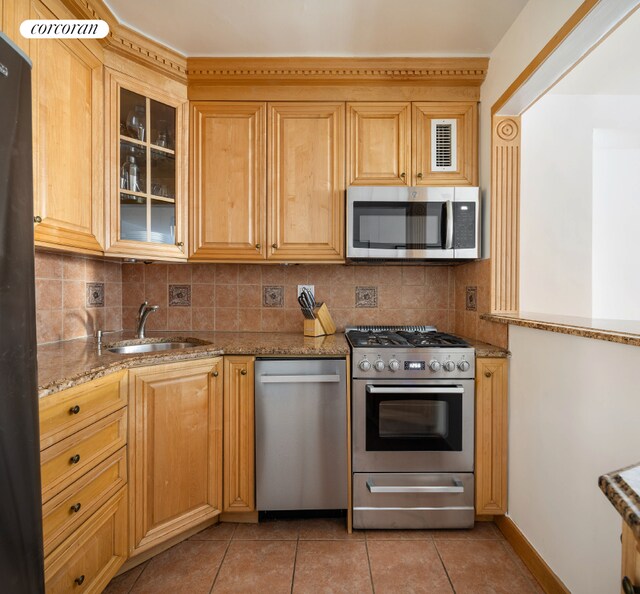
[491,116,521,313]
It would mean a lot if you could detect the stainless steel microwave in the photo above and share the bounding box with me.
[347,186,480,260]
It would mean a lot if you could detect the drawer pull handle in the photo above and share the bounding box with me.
[70,502,81,513]
[69,454,81,465]
[240,369,247,375]
[75,575,85,586]
[212,371,219,377]
[69,405,80,415]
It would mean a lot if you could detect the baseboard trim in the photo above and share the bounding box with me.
[495,516,570,594]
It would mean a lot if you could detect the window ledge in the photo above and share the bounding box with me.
[481,312,640,348]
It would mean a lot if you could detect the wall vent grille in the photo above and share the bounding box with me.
[431,119,457,172]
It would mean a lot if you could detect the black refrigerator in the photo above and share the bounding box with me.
[0,32,45,593]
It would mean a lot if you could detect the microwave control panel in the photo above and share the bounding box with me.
[453,202,476,249]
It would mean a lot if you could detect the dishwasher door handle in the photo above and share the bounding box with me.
[367,479,464,494]
[258,374,341,384]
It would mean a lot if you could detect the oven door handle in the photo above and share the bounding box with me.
[366,479,464,494]
[366,386,464,394]
[258,374,341,384]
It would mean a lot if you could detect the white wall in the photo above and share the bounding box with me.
[509,326,640,593]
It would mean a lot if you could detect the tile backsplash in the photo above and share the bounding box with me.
[121,263,454,334]
[34,251,506,349]
[35,251,122,344]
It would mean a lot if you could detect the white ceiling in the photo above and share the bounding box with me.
[103,0,528,57]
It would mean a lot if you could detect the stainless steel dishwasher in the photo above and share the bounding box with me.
[255,358,347,511]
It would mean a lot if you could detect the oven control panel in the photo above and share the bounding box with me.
[353,348,475,379]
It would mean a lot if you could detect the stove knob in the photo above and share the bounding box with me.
[443,360,456,372]
[458,360,470,372]
[374,359,386,372]
[358,359,371,372]
[429,360,441,372]
[389,359,400,372]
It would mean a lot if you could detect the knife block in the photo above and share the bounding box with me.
[303,303,336,337]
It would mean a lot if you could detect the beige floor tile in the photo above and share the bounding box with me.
[103,561,148,594]
[431,521,504,540]
[130,540,227,594]
[367,540,454,593]
[233,519,300,540]
[212,540,296,594]
[190,522,237,541]
[298,518,363,540]
[435,539,538,594]
[293,540,373,594]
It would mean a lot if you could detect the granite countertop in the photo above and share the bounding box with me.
[599,463,640,540]
[482,311,640,348]
[37,331,509,398]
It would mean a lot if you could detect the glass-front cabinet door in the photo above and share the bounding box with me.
[105,69,187,260]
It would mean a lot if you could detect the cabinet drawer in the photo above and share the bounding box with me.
[43,447,127,557]
[45,486,128,594]
[40,371,127,450]
[41,409,127,503]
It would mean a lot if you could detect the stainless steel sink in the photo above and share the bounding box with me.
[107,342,200,354]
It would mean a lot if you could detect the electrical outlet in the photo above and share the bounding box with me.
[297,285,315,298]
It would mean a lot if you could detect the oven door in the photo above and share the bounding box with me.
[347,186,454,259]
[352,379,474,473]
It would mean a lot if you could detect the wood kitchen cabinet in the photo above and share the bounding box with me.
[128,357,223,555]
[190,102,267,261]
[621,522,640,594]
[475,357,508,515]
[223,356,256,515]
[104,67,188,261]
[31,0,105,255]
[347,101,477,187]
[190,101,345,263]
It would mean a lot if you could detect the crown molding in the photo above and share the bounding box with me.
[59,0,187,82]
[187,57,488,85]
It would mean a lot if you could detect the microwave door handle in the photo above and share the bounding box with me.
[367,386,464,394]
[367,478,464,494]
[445,200,454,249]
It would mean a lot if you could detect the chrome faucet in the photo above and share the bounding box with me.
[136,301,159,339]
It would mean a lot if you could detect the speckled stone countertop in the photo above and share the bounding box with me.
[599,463,640,540]
[482,312,640,348]
[37,331,508,398]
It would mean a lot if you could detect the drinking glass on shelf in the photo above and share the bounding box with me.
[155,120,168,148]
[126,105,145,141]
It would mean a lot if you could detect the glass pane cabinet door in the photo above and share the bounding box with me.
[118,87,177,246]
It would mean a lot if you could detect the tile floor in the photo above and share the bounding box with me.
[104,520,544,594]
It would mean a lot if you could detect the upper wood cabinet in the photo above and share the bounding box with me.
[104,68,188,261]
[31,0,104,255]
[190,102,266,261]
[475,357,508,516]
[268,102,345,261]
[347,101,477,187]
[347,103,411,186]
[128,358,223,556]
[190,101,345,263]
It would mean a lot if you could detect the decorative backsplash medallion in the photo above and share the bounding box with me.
[263,286,284,308]
[169,285,192,307]
[85,283,104,307]
[355,286,378,308]
[466,286,477,311]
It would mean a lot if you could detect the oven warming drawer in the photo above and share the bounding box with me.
[353,472,474,529]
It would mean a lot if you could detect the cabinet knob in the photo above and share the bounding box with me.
[33,215,42,223]
[240,369,247,375]
[484,371,492,378]
[70,502,82,513]
[271,243,277,249]
[417,172,423,179]
[622,577,640,594]
[400,172,406,179]
[176,241,184,247]
[212,371,219,377]
[255,244,261,249]
[69,405,80,415]
[69,454,81,465]
[74,575,85,586]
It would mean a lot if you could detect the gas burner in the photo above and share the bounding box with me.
[346,326,469,349]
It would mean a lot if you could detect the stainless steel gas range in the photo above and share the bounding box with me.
[346,326,475,530]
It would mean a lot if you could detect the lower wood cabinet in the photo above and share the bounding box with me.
[622,522,640,594]
[44,486,128,594]
[475,357,508,515]
[223,355,256,514]
[128,357,223,555]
